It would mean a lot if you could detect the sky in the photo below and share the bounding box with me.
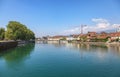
[0,0,120,37]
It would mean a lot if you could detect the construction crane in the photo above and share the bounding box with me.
[117,26,120,32]
[81,24,87,34]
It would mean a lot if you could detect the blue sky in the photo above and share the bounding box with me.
[0,0,120,37]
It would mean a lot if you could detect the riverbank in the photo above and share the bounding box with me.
[106,42,120,46]
[0,40,35,51]
[0,41,18,51]
[73,41,120,47]
[18,40,35,46]
[38,40,120,47]
[76,42,105,45]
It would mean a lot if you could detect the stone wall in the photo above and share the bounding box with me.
[0,41,18,51]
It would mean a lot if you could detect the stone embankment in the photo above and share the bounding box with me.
[0,41,18,51]
[106,42,120,46]
[79,42,106,45]
[79,42,120,47]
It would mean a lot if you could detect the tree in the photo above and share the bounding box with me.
[0,28,5,40]
[5,21,35,40]
[25,29,35,40]
[80,35,87,42]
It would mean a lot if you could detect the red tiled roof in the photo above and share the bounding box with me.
[109,32,120,37]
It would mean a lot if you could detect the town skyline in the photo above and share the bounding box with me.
[0,0,120,37]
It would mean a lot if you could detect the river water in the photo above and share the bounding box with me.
[0,42,120,77]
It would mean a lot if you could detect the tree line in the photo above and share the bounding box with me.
[0,21,35,41]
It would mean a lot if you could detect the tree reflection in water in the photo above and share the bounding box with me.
[0,44,35,68]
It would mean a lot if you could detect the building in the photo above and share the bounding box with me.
[97,32,108,39]
[66,34,81,41]
[66,35,75,41]
[109,32,120,41]
[48,36,66,41]
[87,32,97,42]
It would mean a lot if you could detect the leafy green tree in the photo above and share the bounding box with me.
[80,35,87,42]
[0,28,5,40]
[5,21,35,40]
[25,29,35,40]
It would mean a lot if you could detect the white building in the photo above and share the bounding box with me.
[66,36,75,41]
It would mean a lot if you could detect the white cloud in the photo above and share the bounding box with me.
[92,18,108,23]
[112,24,120,28]
[61,18,120,35]
[92,18,110,29]
[63,27,80,34]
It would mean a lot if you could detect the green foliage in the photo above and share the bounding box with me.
[80,35,87,42]
[95,38,108,42]
[5,21,35,40]
[116,38,119,42]
[0,28,5,40]
[60,37,66,40]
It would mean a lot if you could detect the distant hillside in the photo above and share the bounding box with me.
[97,29,116,33]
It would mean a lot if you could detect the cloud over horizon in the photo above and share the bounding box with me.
[61,18,120,35]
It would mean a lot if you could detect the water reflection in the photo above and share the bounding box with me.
[65,43,109,60]
[45,42,120,59]
[0,44,35,67]
[107,45,120,56]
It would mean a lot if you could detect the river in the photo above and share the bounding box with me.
[0,42,120,77]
